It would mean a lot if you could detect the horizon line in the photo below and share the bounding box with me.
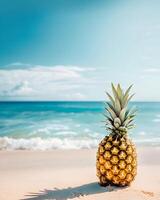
[0,100,160,103]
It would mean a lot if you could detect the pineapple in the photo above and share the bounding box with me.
[96,83,137,186]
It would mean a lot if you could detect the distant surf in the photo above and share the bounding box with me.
[0,101,160,150]
[0,135,160,150]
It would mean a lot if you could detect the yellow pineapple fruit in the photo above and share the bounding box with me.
[96,83,137,186]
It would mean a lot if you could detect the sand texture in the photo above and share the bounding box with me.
[0,147,160,200]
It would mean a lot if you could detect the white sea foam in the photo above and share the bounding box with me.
[153,118,160,122]
[153,114,160,122]
[0,131,160,150]
[54,131,78,136]
[0,136,160,150]
[0,137,99,150]
[28,124,71,137]
[84,128,90,133]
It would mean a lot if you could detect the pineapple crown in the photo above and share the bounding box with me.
[105,83,137,136]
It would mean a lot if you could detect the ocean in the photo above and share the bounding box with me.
[0,101,160,150]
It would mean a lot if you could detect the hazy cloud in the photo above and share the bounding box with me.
[3,81,34,96]
[0,63,96,100]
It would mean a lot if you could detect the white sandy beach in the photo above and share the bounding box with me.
[0,147,160,200]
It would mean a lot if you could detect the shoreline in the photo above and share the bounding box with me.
[0,147,160,200]
[1,135,160,151]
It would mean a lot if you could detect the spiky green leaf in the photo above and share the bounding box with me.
[106,92,115,106]
[127,93,135,103]
[123,118,134,126]
[119,107,126,122]
[111,83,119,101]
[114,117,121,125]
[117,84,123,104]
[114,98,121,114]
[106,106,117,119]
[124,84,133,98]
[106,102,116,114]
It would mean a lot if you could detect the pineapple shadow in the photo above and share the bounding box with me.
[22,182,126,200]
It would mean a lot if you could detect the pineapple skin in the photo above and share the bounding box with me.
[96,134,137,186]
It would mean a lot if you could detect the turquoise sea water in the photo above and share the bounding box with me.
[0,101,160,150]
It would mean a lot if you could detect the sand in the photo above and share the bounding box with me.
[0,147,160,200]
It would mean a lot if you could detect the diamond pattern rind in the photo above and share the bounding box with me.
[96,135,137,186]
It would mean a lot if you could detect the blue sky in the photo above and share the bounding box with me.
[0,0,160,101]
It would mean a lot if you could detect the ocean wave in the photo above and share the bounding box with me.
[0,137,99,150]
[29,124,70,136]
[0,136,160,150]
[153,114,160,122]
[153,118,160,122]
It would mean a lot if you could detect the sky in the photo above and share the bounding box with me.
[0,0,160,101]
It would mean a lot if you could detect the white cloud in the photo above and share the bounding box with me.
[3,81,34,96]
[0,63,96,100]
